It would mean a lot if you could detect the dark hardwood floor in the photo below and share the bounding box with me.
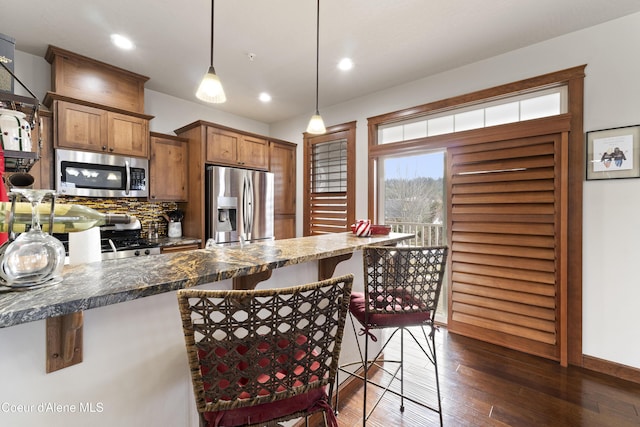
[330,327,640,426]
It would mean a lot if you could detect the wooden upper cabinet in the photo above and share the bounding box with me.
[206,127,239,164]
[149,132,188,201]
[238,135,269,169]
[108,111,149,157]
[46,45,148,113]
[44,46,152,158]
[206,126,268,170]
[49,97,151,158]
[55,100,107,151]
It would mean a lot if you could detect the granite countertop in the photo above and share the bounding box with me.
[153,236,202,248]
[0,232,412,328]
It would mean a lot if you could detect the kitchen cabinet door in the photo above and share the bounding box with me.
[269,140,297,239]
[56,100,107,152]
[108,112,149,157]
[238,135,268,169]
[55,100,149,157]
[149,133,188,201]
[206,127,238,165]
[206,127,268,170]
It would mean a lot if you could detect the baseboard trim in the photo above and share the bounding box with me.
[583,355,640,385]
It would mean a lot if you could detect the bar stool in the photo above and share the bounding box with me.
[336,245,448,426]
[177,274,353,427]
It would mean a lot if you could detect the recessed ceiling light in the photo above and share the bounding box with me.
[259,92,272,102]
[111,34,135,50]
[338,58,353,71]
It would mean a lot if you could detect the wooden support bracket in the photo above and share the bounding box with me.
[233,270,273,290]
[318,253,353,281]
[46,311,83,373]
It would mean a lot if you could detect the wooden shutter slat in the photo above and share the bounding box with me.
[452,252,555,272]
[451,312,556,344]
[451,167,555,184]
[453,293,556,320]
[309,212,347,220]
[452,204,555,215]
[451,140,555,160]
[452,231,554,248]
[310,225,348,234]
[452,192,555,204]
[452,302,556,331]
[452,271,555,296]
[453,262,555,285]
[451,222,555,235]
[452,282,555,307]
[451,241,555,260]
[452,180,555,194]
[452,155,554,175]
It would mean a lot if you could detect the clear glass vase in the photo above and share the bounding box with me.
[0,189,65,289]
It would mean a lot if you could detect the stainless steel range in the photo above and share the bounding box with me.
[98,226,161,260]
[55,224,160,261]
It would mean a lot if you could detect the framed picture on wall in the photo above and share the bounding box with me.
[586,125,640,180]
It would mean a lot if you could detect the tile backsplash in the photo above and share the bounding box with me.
[58,196,180,237]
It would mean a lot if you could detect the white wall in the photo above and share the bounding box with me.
[269,13,640,370]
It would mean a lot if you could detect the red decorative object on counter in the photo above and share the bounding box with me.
[351,222,391,236]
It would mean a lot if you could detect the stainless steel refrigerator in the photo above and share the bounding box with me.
[205,166,275,245]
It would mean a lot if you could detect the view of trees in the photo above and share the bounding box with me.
[384,176,444,224]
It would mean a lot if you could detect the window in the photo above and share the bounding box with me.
[311,139,347,193]
[378,86,567,144]
[303,122,356,236]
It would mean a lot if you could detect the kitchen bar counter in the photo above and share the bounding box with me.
[0,232,412,329]
[153,236,202,249]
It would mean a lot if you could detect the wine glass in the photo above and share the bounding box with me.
[0,189,66,288]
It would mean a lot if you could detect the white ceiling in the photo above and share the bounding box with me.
[4,0,640,124]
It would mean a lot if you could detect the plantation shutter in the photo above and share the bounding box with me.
[447,131,568,361]
[303,124,356,236]
[308,139,348,234]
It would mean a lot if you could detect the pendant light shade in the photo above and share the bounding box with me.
[196,0,226,103]
[307,0,326,134]
[307,111,326,134]
[196,66,226,103]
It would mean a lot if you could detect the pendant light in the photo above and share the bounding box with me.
[306,0,326,134]
[196,0,226,103]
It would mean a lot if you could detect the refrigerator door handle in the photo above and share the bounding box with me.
[243,174,254,238]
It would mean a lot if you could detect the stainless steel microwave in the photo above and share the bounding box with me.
[55,148,149,198]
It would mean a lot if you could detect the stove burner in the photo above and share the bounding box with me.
[54,227,161,260]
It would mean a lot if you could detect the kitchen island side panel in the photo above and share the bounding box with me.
[0,256,370,427]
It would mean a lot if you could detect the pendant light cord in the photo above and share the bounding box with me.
[314,0,320,114]
[210,0,215,67]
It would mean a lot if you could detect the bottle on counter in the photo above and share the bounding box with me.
[0,202,134,233]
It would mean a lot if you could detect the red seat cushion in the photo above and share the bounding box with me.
[349,291,431,328]
[203,387,330,427]
[197,335,337,427]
